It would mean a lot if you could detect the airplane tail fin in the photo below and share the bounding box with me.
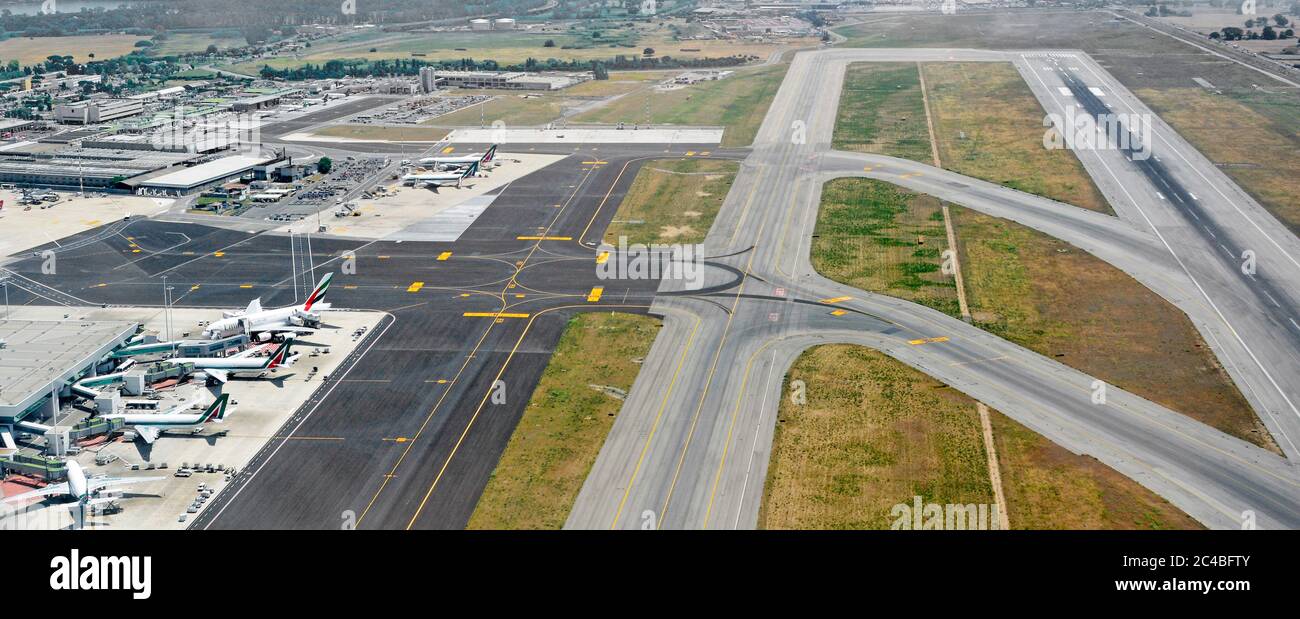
[201,394,231,423]
[303,272,333,312]
[263,340,293,369]
[245,298,263,315]
[482,144,497,162]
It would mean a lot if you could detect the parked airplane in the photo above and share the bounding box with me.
[418,144,497,169]
[402,161,479,189]
[103,394,232,444]
[1,460,162,507]
[170,340,299,384]
[202,273,333,339]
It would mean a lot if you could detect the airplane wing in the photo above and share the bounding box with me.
[205,366,231,382]
[134,426,160,444]
[89,476,165,494]
[254,326,317,335]
[2,482,70,504]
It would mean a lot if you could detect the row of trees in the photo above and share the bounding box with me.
[1213,25,1295,40]
[257,53,759,81]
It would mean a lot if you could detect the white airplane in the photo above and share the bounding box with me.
[170,339,299,384]
[402,161,479,189]
[203,273,333,339]
[1,460,162,507]
[103,393,232,444]
[418,144,497,169]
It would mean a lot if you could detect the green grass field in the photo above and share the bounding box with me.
[832,62,933,163]
[574,62,790,147]
[467,312,660,530]
[602,158,738,246]
[761,343,1203,530]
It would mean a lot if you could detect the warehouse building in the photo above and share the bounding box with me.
[133,154,285,195]
[0,146,197,189]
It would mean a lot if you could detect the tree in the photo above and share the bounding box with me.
[317,157,332,174]
[543,39,555,47]
[1275,14,1290,26]
[643,47,655,56]
[206,44,219,55]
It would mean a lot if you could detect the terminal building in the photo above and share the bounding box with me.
[432,70,591,91]
[0,319,139,454]
[54,99,146,124]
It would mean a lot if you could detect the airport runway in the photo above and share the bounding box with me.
[566,48,1300,530]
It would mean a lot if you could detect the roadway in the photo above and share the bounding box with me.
[566,48,1300,530]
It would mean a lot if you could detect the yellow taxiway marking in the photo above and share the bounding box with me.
[343,285,358,290]
[213,251,225,257]
[820,295,852,304]
[586,286,604,302]
[463,312,529,319]
[85,220,101,226]
[95,283,107,288]
[863,166,873,172]
[908,336,950,345]
[684,151,696,156]
[830,309,847,316]
[899,172,923,179]
[127,242,137,248]
[699,151,711,156]
[581,160,608,165]
[436,251,452,261]
[239,284,253,289]
[378,255,390,260]
[407,281,424,293]
[441,146,455,154]
[383,437,411,443]
[595,250,610,264]
[131,249,141,253]
[516,235,572,241]
[189,285,200,291]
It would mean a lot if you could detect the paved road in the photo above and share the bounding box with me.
[567,48,1300,530]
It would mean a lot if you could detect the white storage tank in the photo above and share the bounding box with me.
[470,18,491,31]
[494,18,516,30]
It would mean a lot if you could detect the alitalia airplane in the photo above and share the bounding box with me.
[1,460,163,506]
[203,272,333,340]
[170,340,299,384]
[103,393,232,444]
[402,161,479,189]
[418,144,497,169]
